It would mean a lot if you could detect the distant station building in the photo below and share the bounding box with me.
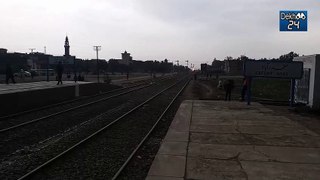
[0,48,8,54]
[120,51,133,65]
[109,51,133,66]
[108,51,173,74]
[0,36,77,76]
[0,50,29,74]
[28,52,51,70]
[294,54,320,109]
[224,59,243,75]
[29,36,75,74]
[201,58,244,76]
[212,59,225,73]
[64,36,70,57]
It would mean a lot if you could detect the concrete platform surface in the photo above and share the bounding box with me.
[146,100,320,180]
[0,81,91,94]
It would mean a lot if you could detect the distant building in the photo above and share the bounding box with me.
[224,60,243,75]
[211,59,225,73]
[28,52,51,70]
[200,63,208,73]
[110,51,134,65]
[0,48,7,54]
[64,36,70,57]
[30,36,75,71]
[0,51,29,74]
[122,51,132,61]
[294,54,320,109]
[108,52,173,74]
[201,59,225,76]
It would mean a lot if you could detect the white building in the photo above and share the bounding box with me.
[294,54,320,109]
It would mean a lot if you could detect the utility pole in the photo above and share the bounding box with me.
[44,46,46,54]
[168,60,174,73]
[93,46,101,83]
[29,48,36,69]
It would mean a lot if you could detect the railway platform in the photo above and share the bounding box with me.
[0,81,119,117]
[146,100,320,180]
[0,81,91,95]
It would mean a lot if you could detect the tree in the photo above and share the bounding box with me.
[240,55,249,61]
[225,56,233,61]
[279,51,299,61]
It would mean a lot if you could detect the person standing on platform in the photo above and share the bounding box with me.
[5,64,15,84]
[74,73,77,83]
[241,77,248,101]
[223,79,234,101]
[56,61,64,85]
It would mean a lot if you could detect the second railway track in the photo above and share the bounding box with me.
[17,76,190,180]
[0,75,189,179]
[0,75,173,131]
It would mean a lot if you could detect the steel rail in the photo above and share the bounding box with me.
[0,87,124,120]
[0,77,160,120]
[0,85,150,133]
[17,77,188,180]
[111,78,190,180]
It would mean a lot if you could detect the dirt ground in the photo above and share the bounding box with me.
[183,77,243,101]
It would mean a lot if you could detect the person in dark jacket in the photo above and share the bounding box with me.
[56,62,64,85]
[5,64,16,84]
[241,77,248,101]
[223,79,234,101]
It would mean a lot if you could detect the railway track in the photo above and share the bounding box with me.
[112,77,189,180]
[0,75,187,179]
[0,76,172,132]
[0,76,168,120]
[16,77,190,179]
[0,86,121,120]
[0,85,148,133]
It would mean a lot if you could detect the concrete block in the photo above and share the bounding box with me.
[148,155,186,178]
[242,161,320,180]
[158,141,187,156]
[186,157,247,180]
[164,130,189,142]
[169,101,192,132]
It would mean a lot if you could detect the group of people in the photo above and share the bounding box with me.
[4,62,75,85]
[56,62,85,85]
[218,77,249,101]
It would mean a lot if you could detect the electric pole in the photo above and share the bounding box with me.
[29,48,36,69]
[93,46,101,83]
[44,46,46,54]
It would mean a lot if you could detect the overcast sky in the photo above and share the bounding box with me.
[0,0,319,67]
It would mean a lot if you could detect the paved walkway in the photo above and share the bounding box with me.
[0,81,91,94]
[147,100,320,180]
